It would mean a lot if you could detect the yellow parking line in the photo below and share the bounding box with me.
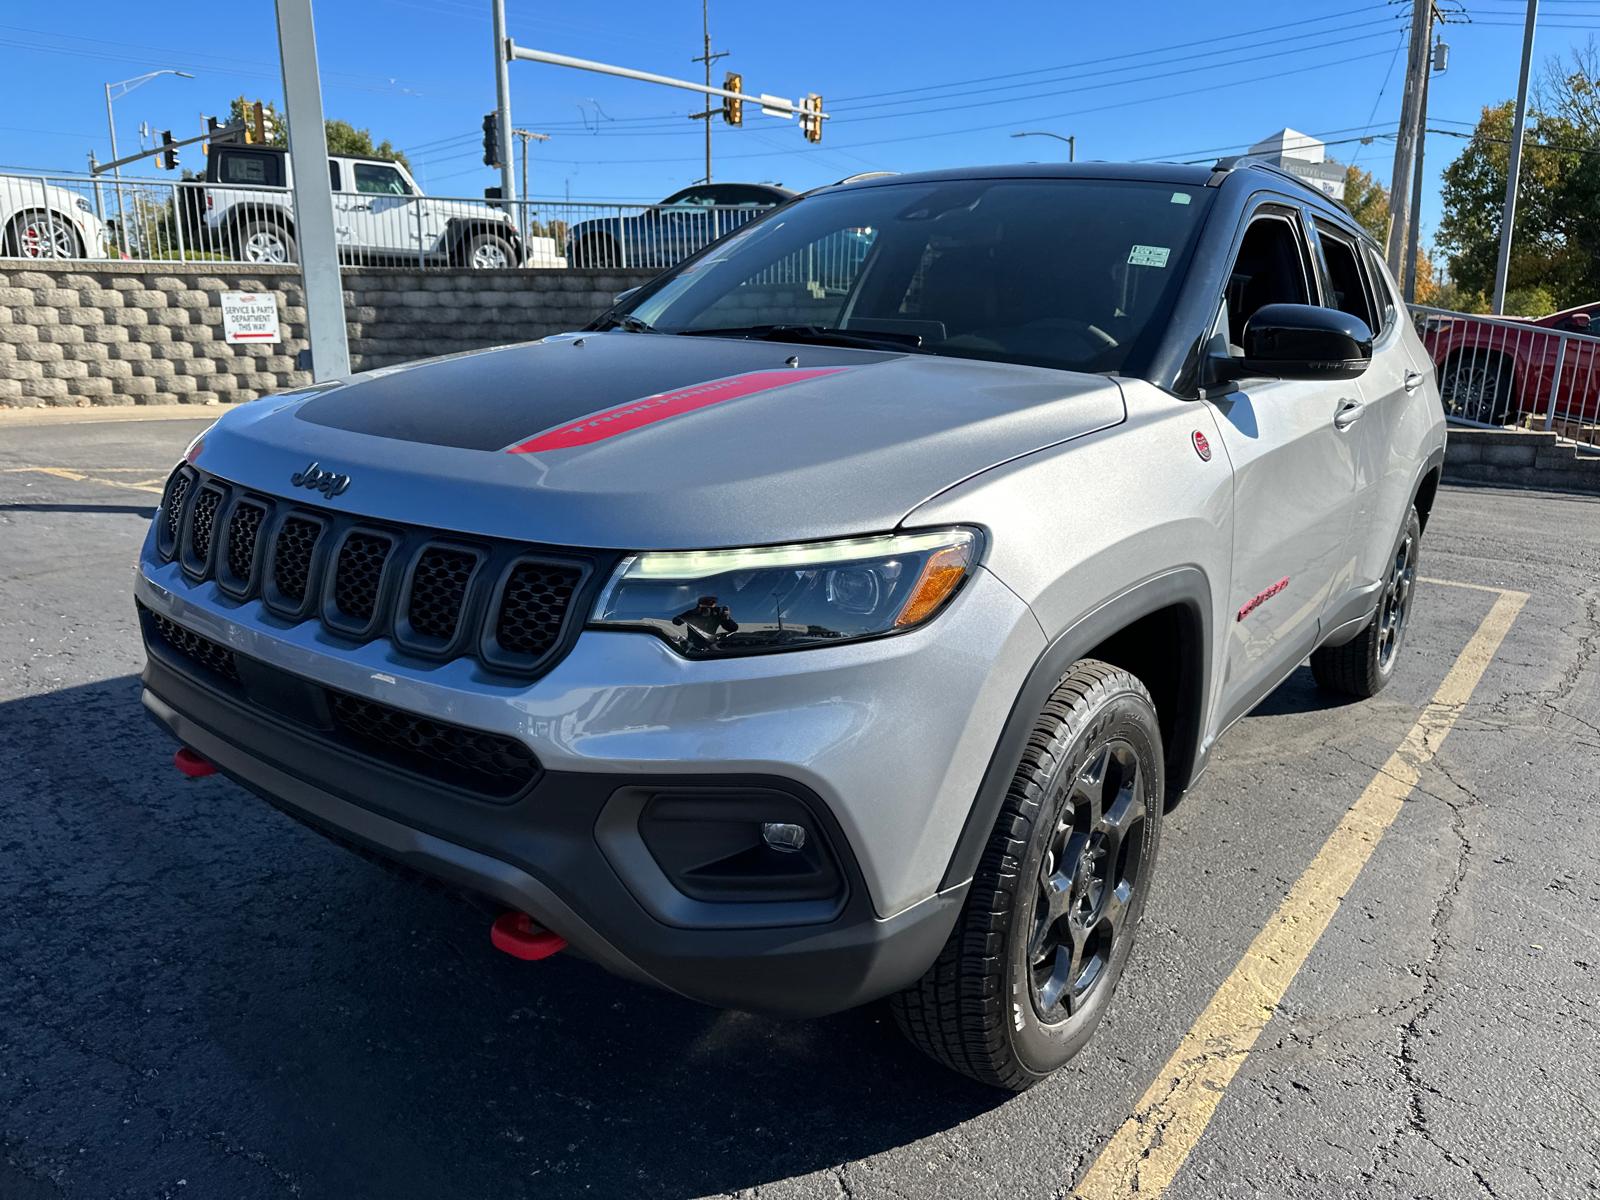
[1074,580,1528,1199]
[3,465,166,495]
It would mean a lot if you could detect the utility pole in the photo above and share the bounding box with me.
[492,0,516,205]
[275,0,350,381]
[512,127,550,242]
[1386,0,1434,281]
[689,0,728,184]
[1404,40,1438,304]
[1492,0,1539,315]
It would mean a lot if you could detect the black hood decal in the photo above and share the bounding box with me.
[295,334,900,451]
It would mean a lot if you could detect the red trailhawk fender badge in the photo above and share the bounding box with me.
[1192,430,1212,461]
[1238,577,1289,622]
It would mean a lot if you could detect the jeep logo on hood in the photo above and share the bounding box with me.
[290,461,351,498]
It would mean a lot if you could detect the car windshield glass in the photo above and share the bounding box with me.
[624,178,1213,375]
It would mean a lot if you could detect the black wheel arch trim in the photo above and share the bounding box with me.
[938,566,1212,892]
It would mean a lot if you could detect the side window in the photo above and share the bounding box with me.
[1221,214,1311,346]
[660,188,717,208]
[1362,246,1399,336]
[1315,224,1376,333]
[353,164,410,196]
[328,160,342,191]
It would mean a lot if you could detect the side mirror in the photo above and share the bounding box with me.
[1210,303,1373,385]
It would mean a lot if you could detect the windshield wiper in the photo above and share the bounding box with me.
[593,313,659,334]
[679,325,929,353]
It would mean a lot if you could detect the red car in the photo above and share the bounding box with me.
[1420,299,1600,427]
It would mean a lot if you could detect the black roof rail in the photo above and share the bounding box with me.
[1209,154,1355,218]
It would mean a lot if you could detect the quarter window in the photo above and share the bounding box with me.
[329,161,342,191]
[1362,246,1399,336]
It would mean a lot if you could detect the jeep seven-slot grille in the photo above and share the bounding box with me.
[155,465,599,681]
[141,603,540,797]
[334,533,391,622]
[408,546,477,641]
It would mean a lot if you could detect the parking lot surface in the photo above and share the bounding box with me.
[2,415,1597,1199]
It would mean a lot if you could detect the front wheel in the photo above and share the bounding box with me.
[892,660,1164,1091]
[6,209,82,259]
[1311,506,1422,698]
[463,231,518,269]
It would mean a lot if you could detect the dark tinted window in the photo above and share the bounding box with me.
[659,187,718,207]
[711,185,782,207]
[219,151,281,187]
[626,178,1213,376]
[1316,224,1376,332]
[354,163,410,195]
[1223,215,1311,345]
[329,160,342,191]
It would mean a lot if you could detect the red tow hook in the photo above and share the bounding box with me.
[491,911,568,961]
[173,747,217,777]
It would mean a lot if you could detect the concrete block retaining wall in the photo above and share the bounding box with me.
[1443,427,1600,494]
[0,262,655,407]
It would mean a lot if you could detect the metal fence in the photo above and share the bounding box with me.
[0,170,783,272]
[1410,304,1600,448]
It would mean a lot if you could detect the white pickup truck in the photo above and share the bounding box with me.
[183,144,564,269]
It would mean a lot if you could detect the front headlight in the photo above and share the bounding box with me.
[75,197,94,214]
[590,528,977,657]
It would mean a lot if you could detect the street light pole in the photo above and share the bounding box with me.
[103,69,194,256]
[1492,0,1539,315]
[1011,131,1074,161]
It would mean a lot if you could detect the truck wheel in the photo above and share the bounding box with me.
[891,660,1164,1091]
[464,232,517,269]
[1311,507,1421,699]
[1439,350,1514,424]
[238,222,297,265]
[6,209,82,259]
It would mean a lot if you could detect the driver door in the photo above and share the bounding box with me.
[1208,207,1361,728]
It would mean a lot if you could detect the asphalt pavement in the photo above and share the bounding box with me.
[1,413,1596,1200]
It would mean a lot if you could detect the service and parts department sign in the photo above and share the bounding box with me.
[219,292,282,344]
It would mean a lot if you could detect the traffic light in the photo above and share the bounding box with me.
[722,73,743,126]
[802,94,823,144]
[159,131,177,170]
[482,112,500,168]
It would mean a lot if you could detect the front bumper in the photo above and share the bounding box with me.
[135,537,1044,1016]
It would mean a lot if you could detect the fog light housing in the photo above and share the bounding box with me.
[762,822,807,853]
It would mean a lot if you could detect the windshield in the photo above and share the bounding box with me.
[622,177,1213,375]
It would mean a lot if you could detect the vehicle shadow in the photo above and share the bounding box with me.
[1244,662,1361,718]
[0,675,1005,1200]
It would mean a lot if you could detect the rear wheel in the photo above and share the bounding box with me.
[238,221,297,265]
[891,660,1164,1091]
[6,209,82,259]
[1311,506,1422,698]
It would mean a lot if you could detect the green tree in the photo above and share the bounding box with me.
[225,96,410,171]
[1436,44,1600,310]
[1342,163,1390,243]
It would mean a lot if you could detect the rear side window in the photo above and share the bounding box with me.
[1316,224,1376,333]
[329,160,342,191]
[1222,215,1311,346]
[218,151,281,187]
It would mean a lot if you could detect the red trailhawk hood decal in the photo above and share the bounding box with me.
[504,368,849,454]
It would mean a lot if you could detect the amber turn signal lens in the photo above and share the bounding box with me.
[894,542,972,627]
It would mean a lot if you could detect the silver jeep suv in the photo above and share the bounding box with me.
[136,161,1445,1090]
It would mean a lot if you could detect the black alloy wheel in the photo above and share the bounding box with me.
[892,659,1164,1091]
[1441,351,1515,424]
[1311,505,1423,697]
[1028,740,1150,1022]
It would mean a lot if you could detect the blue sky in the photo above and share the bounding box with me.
[3,0,1598,256]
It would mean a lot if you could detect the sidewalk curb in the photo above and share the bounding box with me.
[0,405,225,429]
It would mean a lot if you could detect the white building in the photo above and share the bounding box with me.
[1247,128,1346,201]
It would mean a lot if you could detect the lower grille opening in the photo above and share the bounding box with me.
[142,604,539,799]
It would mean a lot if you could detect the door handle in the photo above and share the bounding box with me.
[352,203,371,211]
[1404,370,1424,393]
[1333,398,1366,430]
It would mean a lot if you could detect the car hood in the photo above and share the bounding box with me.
[193,332,1125,549]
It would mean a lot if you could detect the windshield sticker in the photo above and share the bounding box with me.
[1171,192,1192,204]
[505,367,851,454]
[1128,245,1171,268]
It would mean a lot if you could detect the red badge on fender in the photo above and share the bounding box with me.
[1192,430,1212,461]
